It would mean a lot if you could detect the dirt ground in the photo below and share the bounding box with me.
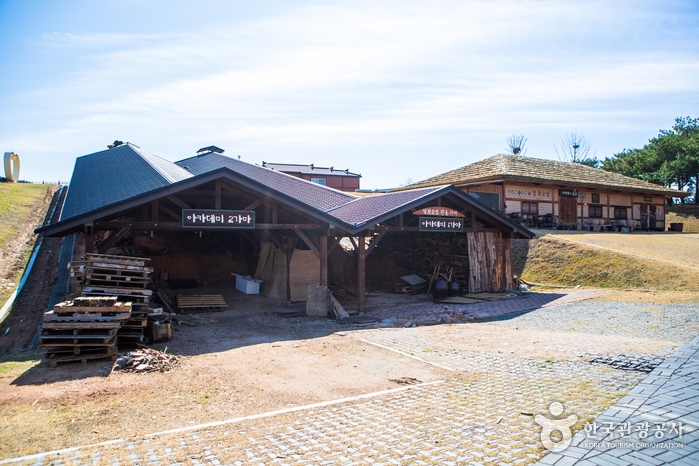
[532,230,699,269]
[0,287,689,460]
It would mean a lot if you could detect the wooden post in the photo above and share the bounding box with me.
[357,235,366,312]
[320,235,328,286]
[286,235,294,301]
[85,222,94,254]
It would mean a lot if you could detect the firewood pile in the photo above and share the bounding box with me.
[115,348,182,373]
[69,253,153,348]
[40,296,131,366]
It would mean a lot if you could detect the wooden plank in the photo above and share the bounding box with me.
[42,321,122,330]
[357,236,366,312]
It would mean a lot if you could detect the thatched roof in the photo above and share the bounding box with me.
[397,154,688,196]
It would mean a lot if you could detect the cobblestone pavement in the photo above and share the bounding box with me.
[483,300,699,343]
[366,290,610,326]
[6,300,698,466]
[539,336,699,466]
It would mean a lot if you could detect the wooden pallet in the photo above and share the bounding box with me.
[48,352,119,367]
[42,321,122,330]
[84,253,150,266]
[43,342,116,356]
[43,311,131,322]
[52,300,131,314]
[177,294,227,311]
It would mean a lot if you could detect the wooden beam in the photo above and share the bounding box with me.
[245,198,264,210]
[364,230,387,259]
[294,228,321,258]
[320,235,328,286]
[272,201,278,224]
[158,203,182,221]
[257,223,322,230]
[349,236,358,250]
[328,236,342,254]
[151,200,159,223]
[357,236,366,312]
[266,231,287,254]
[94,221,181,230]
[215,180,222,210]
[96,227,130,254]
[167,195,192,210]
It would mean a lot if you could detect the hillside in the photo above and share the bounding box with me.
[666,204,699,232]
[0,183,58,311]
[513,235,699,292]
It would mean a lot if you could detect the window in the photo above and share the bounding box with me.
[589,206,603,218]
[614,207,627,219]
[522,202,538,214]
[591,193,600,204]
[311,178,326,186]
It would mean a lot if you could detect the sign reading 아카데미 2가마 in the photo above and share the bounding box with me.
[419,217,464,232]
[182,209,255,229]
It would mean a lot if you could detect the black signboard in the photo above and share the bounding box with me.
[644,196,653,202]
[419,217,464,232]
[559,189,579,198]
[182,209,255,229]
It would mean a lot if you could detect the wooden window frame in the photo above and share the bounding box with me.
[613,206,627,219]
[591,193,600,204]
[589,205,603,218]
[522,202,538,215]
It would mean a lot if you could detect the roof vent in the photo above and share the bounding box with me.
[196,145,225,156]
[107,140,124,149]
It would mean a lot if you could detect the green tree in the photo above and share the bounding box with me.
[601,117,699,203]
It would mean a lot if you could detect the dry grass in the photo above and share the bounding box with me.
[536,231,699,269]
[517,236,699,291]
[666,205,699,232]
[0,183,51,249]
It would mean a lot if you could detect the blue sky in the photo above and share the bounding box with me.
[1,0,698,189]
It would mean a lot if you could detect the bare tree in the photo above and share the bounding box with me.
[506,134,528,156]
[554,132,596,164]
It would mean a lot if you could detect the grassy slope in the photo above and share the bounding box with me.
[666,205,699,232]
[0,183,53,309]
[516,236,699,292]
[0,183,51,248]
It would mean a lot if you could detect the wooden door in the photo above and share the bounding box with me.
[648,204,657,230]
[640,204,648,230]
[559,197,577,225]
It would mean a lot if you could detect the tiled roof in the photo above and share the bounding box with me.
[61,143,193,221]
[262,162,360,177]
[175,153,358,213]
[398,154,687,196]
[328,187,444,226]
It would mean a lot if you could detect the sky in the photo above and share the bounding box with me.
[1,0,698,189]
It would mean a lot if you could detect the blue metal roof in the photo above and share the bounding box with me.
[61,143,193,221]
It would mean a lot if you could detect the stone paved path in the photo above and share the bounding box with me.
[537,336,699,466]
[4,299,698,466]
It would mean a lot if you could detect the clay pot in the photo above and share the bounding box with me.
[432,279,448,299]
[448,281,459,297]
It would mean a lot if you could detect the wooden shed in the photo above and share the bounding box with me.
[37,144,533,310]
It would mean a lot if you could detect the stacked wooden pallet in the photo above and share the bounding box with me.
[40,297,131,366]
[69,253,153,348]
[176,294,227,313]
